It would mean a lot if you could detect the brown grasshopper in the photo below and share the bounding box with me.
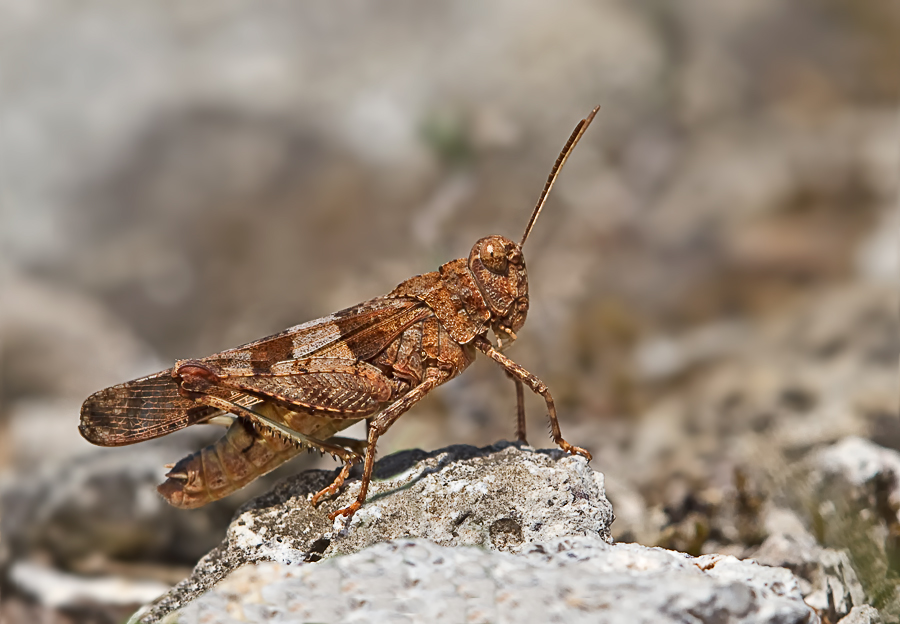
[80,106,599,521]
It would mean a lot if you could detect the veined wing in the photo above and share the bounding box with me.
[79,370,262,446]
[79,296,427,446]
[201,296,430,375]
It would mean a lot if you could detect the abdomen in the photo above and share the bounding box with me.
[157,403,360,508]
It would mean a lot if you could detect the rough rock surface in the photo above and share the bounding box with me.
[134,443,613,622]
[131,443,821,624]
[167,538,816,624]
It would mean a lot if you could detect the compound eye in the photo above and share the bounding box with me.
[480,237,508,274]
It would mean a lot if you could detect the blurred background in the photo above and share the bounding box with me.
[1,1,897,622]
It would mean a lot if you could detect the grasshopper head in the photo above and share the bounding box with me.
[468,105,600,347]
[469,235,529,340]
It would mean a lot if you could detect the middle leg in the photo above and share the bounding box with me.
[309,434,368,506]
[505,371,528,444]
[329,368,445,521]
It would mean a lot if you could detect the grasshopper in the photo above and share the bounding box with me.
[79,106,599,521]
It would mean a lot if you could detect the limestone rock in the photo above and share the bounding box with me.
[134,443,613,623]
[163,538,816,624]
[131,443,821,623]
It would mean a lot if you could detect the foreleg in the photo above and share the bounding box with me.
[475,336,590,460]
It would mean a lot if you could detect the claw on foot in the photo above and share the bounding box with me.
[558,439,592,461]
[310,486,330,508]
[328,501,360,521]
[311,463,353,507]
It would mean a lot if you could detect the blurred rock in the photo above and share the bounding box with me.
[856,208,900,284]
[10,560,169,609]
[162,538,816,624]
[583,281,898,619]
[1,595,137,624]
[0,438,249,569]
[815,437,900,493]
[838,605,883,624]
[135,442,613,622]
[809,436,900,555]
[803,437,900,614]
[597,281,897,519]
[603,474,667,545]
[635,321,752,382]
[751,532,866,622]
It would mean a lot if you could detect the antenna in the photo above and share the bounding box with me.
[520,105,600,247]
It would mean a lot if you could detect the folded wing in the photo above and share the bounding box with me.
[79,296,425,446]
[79,369,216,446]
